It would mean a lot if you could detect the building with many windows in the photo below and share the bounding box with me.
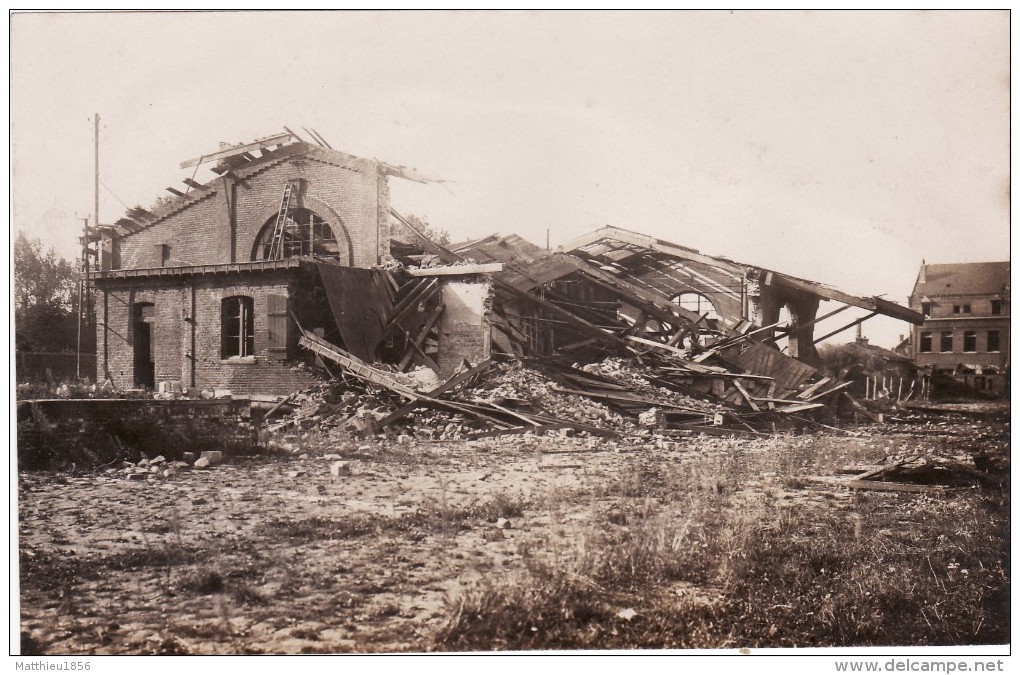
[908,261,1010,395]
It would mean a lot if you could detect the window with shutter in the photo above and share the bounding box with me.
[267,293,289,359]
[222,296,255,358]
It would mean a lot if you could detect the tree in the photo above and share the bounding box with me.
[392,213,451,246]
[14,232,80,352]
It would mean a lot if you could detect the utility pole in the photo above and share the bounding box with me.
[76,113,100,380]
[76,216,88,379]
[94,113,99,239]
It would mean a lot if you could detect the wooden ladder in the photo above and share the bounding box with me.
[267,182,296,260]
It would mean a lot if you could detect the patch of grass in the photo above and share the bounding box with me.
[231,582,270,606]
[434,437,1010,650]
[252,516,380,542]
[185,571,225,595]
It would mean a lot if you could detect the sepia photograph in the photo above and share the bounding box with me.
[9,9,1010,665]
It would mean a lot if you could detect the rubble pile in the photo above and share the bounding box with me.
[268,355,736,442]
[472,362,626,429]
[282,312,882,444]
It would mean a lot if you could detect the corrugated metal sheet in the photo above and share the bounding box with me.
[316,262,392,362]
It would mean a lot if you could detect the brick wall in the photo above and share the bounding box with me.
[114,154,388,270]
[17,398,257,470]
[97,272,318,395]
[114,190,227,269]
[913,317,1010,373]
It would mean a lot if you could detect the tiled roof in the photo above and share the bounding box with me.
[913,262,1010,298]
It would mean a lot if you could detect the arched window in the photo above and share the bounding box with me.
[672,292,721,320]
[252,208,341,260]
[222,296,255,358]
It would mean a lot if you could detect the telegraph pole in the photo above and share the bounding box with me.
[76,114,100,379]
[94,113,99,241]
[76,217,88,379]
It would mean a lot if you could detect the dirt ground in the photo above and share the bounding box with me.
[17,412,1010,654]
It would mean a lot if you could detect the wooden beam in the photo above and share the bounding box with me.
[731,379,760,411]
[812,311,879,344]
[805,380,853,402]
[559,254,705,329]
[390,208,459,263]
[406,263,504,276]
[796,377,832,400]
[165,187,185,197]
[497,283,631,351]
[563,226,747,277]
[183,178,208,191]
[179,132,295,168]
[398,303,444,371]
[373,360,493,432]
[385,278,438,331]
[389,212,629,352]
[772,274,923,324]
[763,303,853,344]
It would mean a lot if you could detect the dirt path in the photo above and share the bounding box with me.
[18,422,1008,653]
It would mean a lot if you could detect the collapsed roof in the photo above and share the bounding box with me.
[96,130,436,242]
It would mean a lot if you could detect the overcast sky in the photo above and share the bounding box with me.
[10,10,1010,348]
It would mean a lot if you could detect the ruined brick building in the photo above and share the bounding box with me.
[93,134,435,395]
[94,132,925,401]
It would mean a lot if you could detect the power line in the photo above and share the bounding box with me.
[98,178,131,211]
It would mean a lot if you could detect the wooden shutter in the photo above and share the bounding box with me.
[267,293,289,358]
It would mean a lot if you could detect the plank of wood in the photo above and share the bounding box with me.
[407,263,504,276]
[179,132,294,168]
[562,255,703,330]
[298,334,420,401]
[797,377,832,400]
[398,303,445,371]
[470,398,543,427]
[773,402,826,414]
[805,380,854,402]
[262,393,295,420]
[731,379,760,411]
[382,279,439,335]
[854,455,920,481]
[550,387,707,413]
[840,481,942,497]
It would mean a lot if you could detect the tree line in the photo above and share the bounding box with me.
[14,232,90,353]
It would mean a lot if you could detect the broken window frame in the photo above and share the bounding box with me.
[987,330,1000,353]
[222,295,255,359]
[939,331,953,353]
[963,330,977,353]
[918,332,932,353]
[252,208,341,260]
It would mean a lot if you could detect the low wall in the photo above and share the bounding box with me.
[17,398,258,470]
[16,352,97,383]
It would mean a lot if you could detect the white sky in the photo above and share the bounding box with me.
[10,10,1010,348]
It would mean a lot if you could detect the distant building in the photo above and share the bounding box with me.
[907,261,1010,395]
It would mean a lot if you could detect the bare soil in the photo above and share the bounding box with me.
[18,416,1010,654]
